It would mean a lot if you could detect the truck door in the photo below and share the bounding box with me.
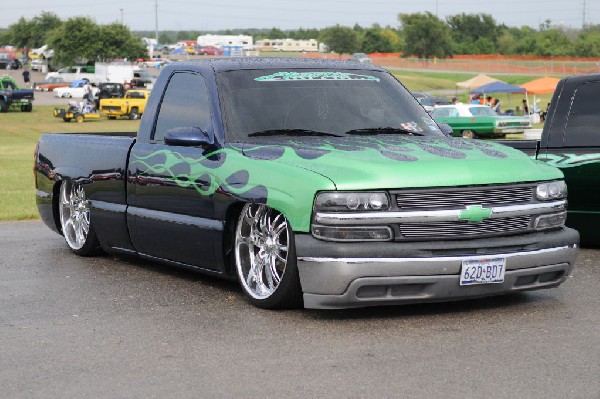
[128,71,222,269]
[539,79,600,245]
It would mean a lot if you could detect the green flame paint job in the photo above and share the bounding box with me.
[254,71,380,82]
[538,153,600,168]
[131,136,563,232]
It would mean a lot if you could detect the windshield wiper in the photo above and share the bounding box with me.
[345,127,425,136]
[248,129,341,137]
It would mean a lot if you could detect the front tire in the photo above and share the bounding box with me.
[128,107,139,120]
[234,204,302,309]
[58,180,102,256]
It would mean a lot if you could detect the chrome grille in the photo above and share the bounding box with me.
[395,185,534,210]
[398,216,531,239]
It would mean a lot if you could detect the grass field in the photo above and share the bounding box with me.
[2,68,545,221]
[0,105,139,221]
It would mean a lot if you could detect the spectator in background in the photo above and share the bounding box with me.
[485,96,493,107]
[492,98,501,114]
[22,69,30,85]
[522,99,529,115]
[83,81,93,103]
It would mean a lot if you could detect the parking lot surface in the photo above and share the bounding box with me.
[1,221,598,398]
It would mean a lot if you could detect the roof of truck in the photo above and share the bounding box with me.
[165,57,387,73]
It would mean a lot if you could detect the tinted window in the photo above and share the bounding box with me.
[564,81,600,146]
[217,69,442,140]
[153,72,210,142]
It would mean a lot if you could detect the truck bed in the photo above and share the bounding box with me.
[35,132,136,234]
[493,139,539,156]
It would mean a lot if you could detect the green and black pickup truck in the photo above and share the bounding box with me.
[0,75,33,112]
[503,73,600,247]
[34,58,578,309]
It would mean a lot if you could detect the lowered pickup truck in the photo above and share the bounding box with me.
[502,73,600,247]
[35,58,578,309]
[99,88,149,119]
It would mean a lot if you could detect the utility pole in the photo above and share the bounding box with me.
[583,0,586,29]
[436,0,439,17]
[120,8,124,25]
[155,0,159,43]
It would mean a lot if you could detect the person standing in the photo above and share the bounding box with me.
[22,69,30,86]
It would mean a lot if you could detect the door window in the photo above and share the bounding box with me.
[152,72,211,142]
[564,81,600,147]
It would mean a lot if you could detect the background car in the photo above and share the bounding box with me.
[30,58,47,71]
[53,79,98,99]
[0,54,22,70]
[348,53,371,63]
[196,45,223,56]
[430,103,532,139]
[417,95,452,113]
[33,77,69,92]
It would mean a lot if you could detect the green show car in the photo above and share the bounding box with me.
[431,104,531,139]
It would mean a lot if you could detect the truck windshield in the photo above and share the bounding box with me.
[217,69,443,141]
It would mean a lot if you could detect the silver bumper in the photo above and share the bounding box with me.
[297,245,577,309]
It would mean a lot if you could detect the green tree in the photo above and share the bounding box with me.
[159,33,174,44]
[574,30,600,57]
[319,25,360,55]
[4,12,62,49]
[98,23,147,61]
[447,13,498,53]
[267,28,286,39]
[398,12,453,59]
[534,28,573,56]
[47,17,102,65]
[360,28,394,53]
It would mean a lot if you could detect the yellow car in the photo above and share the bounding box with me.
[99,89,149,120]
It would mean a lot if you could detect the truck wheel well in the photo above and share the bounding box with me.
[52,180,63,235]
[223,202,245,277]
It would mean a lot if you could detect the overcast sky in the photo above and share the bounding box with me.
[2,0,596,32]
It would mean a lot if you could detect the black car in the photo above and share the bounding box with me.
[0,55,22,70]
[94,82,125,108]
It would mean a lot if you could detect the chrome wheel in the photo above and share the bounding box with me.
[235,204,290,300]
[59,180,91,250]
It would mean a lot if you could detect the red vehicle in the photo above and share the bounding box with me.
[33,77,70,92]
[196,45,222,56]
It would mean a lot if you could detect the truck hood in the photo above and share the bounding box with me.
[234,135,562,189]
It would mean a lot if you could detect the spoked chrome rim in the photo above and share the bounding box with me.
[59,180,91,250]
[235,204,290,300]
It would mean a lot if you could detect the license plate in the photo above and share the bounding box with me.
[460,257,506,286]
[21,99,29,103]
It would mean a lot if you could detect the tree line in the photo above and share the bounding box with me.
[2,11,600,66]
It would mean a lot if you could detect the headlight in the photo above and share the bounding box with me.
[314,191,389,212]
[535,181,567,201]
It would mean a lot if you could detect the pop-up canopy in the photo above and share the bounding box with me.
[471,81,527,94]
[456,74,501,89]
[520,76,560,94]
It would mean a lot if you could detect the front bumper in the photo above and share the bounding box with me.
[295,228,578,309]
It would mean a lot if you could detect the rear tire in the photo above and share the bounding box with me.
[62,93,71,98]
[0,99,7,113]
[58,180,102,256]
[462,130,477,139]
[234,204,303,309]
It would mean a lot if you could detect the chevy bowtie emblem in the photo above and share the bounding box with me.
[459,205,492,223]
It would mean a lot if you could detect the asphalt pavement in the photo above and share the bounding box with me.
[1,221,598,399]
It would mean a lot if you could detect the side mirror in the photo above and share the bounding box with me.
[438,123,454,137]
[164,127,214,148]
